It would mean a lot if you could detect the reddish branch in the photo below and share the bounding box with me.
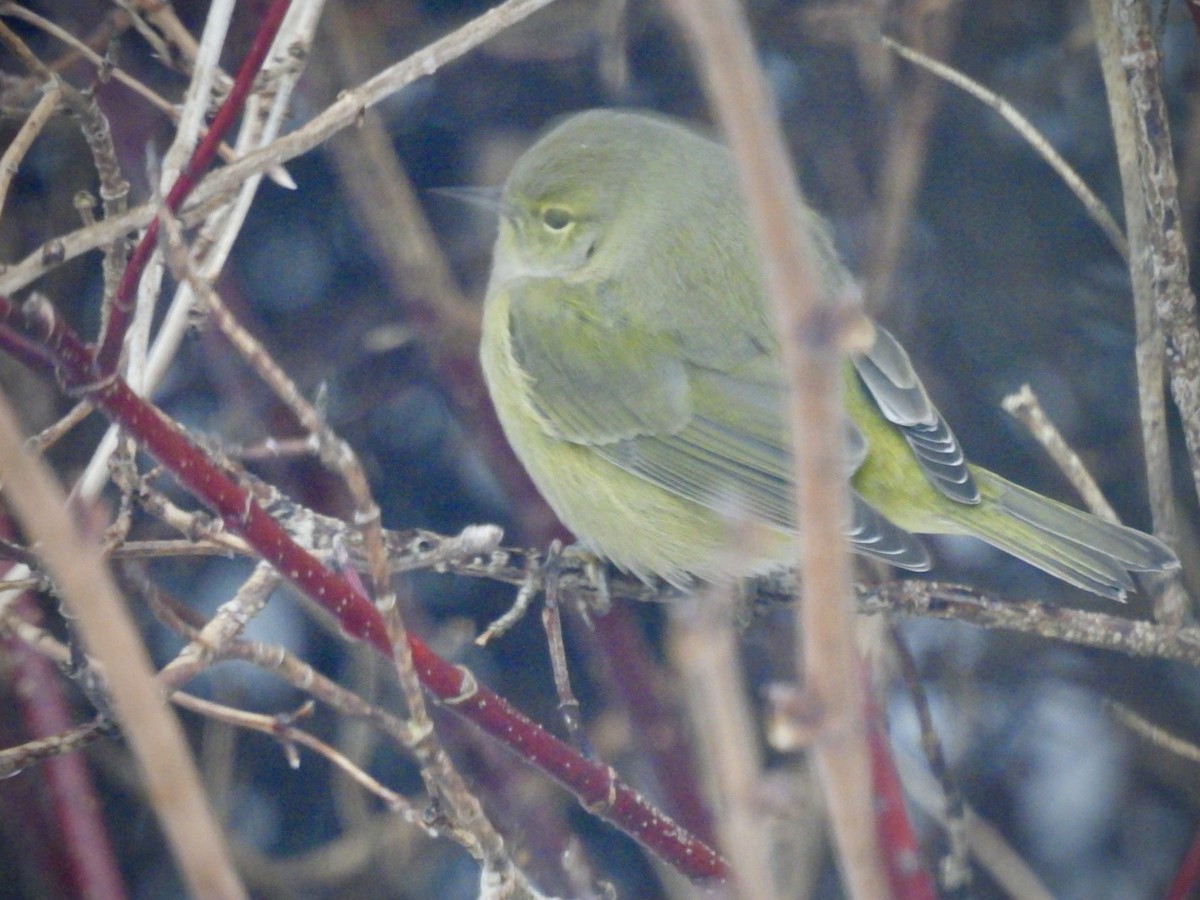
[865,693,936,899]
[592,607,719,846]
[0,292,727,882]
[3,595,126,899]
[1166,823,1200,900]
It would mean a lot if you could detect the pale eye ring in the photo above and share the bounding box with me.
[541,206,573,231]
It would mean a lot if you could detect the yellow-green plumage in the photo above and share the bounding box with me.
[479,109,1179,598]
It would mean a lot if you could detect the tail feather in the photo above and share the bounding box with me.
[991,474,1176,571]
[949,469,1178,601]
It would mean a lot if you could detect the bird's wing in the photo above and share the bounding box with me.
[847,491,932,571]
[600,371,930,570]
[506,277,692,443]
[598,365,796,526]
[851,323,980,504]
[507,279,930,570]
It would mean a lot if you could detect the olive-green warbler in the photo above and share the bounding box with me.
[478,109,1178,598]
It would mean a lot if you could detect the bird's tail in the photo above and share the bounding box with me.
[946,468,1178,601]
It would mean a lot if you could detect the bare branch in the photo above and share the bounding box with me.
[0,386,246,897]
[883,33,1128,260]
[665,1,892,896]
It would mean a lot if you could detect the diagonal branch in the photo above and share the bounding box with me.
[0,290,727,883]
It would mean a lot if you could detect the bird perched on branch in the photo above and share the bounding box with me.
[476,109,1178,600]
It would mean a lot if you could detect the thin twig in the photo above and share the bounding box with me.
[127,0,204,66]
[1107,700,1200,764]
[107,539,247,559]
[0,2,288,179]
[0,81,60,220]
[883,33,1128,260]
[1001,384,1118,522]
[894,751,1054,900]
[889,625,970,895]
[171,693,417,815]
[24,399,93,454]
[110,465,256,557]
[158,561,281,685]
[860,580,1200,665]
[0,21,131,305]
[0,716,108,778]
[211,637,424,755]
[865,5,960,313]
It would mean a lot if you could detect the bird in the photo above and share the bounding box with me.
[477,108,1179,599]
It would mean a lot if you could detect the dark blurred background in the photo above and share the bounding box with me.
[2,1,1200,897]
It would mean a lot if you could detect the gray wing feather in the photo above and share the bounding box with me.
[848,492,931,571]
[853,325,980,505]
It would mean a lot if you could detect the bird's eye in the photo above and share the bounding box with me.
[541,206,573,231]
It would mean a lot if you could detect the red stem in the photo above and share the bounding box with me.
[4,597,128,900]
[1166,822,1200,900]
[591,605,718,846]
[866,687,936,899]
[0,294,728,883]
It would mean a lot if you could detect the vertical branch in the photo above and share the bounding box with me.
[3,603,127,899]
[0,388,246,899]
[118,0,237,392]
[864,0,961,314]
[1090,0,1193,624]
[665,1,888,897]
[667,592,776,900]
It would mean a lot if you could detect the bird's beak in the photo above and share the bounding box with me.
[430,185,508,218]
